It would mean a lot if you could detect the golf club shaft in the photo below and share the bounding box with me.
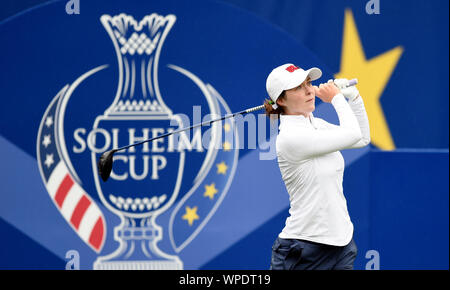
[109,78,357,153]
[113,104,265,153]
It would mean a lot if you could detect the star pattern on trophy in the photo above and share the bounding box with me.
[203,183,218,200]
[44,153,54,168]
[216,161,228,175]
[223,141,231,151]
[177,115,236,231]
[45,116,53,128]
[42,135,51,148]
[182,206,200,226]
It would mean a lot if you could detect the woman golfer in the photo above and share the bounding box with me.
[265,64,370,270]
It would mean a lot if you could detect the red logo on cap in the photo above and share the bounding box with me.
[286,65,299,73]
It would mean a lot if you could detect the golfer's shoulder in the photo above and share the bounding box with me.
[276,126,312,150]
[314,117,336,129]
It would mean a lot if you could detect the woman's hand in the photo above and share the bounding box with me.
[333,78,360,101]
[313,82,340,103]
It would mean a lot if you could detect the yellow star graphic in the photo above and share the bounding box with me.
[223,141,231,151]
[335,9,403,150]
[216,161,228,175]
[182,206,199,226]
[223,123,231,132]
[204,183,218,200]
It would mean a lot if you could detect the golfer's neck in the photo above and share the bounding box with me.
[283,111,310,118]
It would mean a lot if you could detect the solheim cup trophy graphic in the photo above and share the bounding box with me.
[92,13,184,270]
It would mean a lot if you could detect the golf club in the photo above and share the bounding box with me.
[98,78,358,181]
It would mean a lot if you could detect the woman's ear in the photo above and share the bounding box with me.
[276,98,285,107]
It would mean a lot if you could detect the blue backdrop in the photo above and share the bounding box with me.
[0,0,448,270]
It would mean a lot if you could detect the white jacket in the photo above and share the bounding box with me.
[276,93,370,246]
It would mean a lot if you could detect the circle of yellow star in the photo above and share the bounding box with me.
[204,183,218,200]
[182,206,199,226]
[223,123,231,132]
[216,161,228,175]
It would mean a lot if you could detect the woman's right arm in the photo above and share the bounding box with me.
[279,93,362,162]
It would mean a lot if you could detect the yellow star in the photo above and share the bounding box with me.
[216,161,228,175]
[182,206,199,226]
[223,123,231,132]
[204,183,218,200]
[334,9,403,150]
[223,141,231,151]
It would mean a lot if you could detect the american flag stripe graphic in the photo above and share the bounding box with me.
[55,174,74,208]
[70,195,91,229]
[47,162,68,199]
[37,90,106,253]
[61,183,84,221]
[45,161,105,251]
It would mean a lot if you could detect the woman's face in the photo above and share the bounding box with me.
[277,77,315,116]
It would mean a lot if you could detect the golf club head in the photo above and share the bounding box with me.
[98,149,118,182]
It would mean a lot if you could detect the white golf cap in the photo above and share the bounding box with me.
[266,64,322,109]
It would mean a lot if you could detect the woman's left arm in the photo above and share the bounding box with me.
[346,95,371,148]
[323,79,371,148]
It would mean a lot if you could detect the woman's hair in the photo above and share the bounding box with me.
[264,91,285,119]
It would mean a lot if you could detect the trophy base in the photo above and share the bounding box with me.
[93,259,183,270]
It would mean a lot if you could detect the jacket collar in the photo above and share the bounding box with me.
[279,112,317,130]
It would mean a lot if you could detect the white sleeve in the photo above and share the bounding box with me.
[278,94,362,162]
[319,95,371,149]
